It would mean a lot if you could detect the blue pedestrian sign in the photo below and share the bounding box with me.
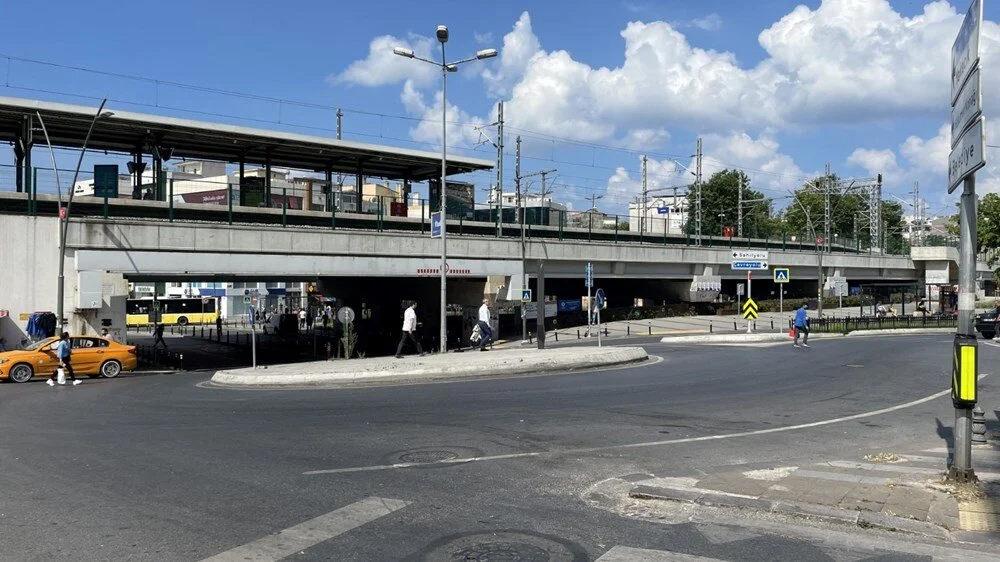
[773,267,790,283]
[521,289,532,303]
[431,211,443,238]
[585,262,593,288]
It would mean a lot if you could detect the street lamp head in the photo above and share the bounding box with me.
[392,47,415,58]
[436,25,449,43]
[99,111,115,119]
[475,48,498,60]
[445,64,458,73]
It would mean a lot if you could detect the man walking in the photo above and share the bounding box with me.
[477,298,493,351]
[793,303,810,348]
[152,323,168,350]
[47,332,80,386]
[395,302,424,358]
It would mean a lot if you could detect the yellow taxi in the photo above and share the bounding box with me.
[0,336,138,383]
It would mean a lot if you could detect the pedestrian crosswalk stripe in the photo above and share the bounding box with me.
[596,545,724,561]
[200,497,408,561]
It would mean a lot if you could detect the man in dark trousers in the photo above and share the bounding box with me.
[47,332,80,386]
[395,302,424,358]
[153,323,168,350]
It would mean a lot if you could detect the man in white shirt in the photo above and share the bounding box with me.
[477,298,493,351]
[395,302,424,358]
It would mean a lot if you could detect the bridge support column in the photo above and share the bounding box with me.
[131,149,143,199]
[153,154,163,201]
[265,155,272,207]
[20,115,33,195]
[324,167,333,211]
[13,132,23,193]
[355,163,363,213]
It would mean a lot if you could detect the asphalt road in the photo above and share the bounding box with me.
[1,334,997,561]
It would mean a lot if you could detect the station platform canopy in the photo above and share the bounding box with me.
[0,96,493,181]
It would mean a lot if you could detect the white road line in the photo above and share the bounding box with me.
[200,497,408,562]
[596,546,722,561]
[304,376,988,476]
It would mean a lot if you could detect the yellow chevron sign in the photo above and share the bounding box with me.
[741,297,759,320]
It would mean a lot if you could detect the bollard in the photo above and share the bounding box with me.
[770,320,774,330]
[733,321,737,331]
[577,329,581,339]
[710,322,713,333]
[178,354,184,371]
[972,405,988,444]
[555,331,559,341]
[648,324,652,335]
[627,324,630,336]
[603,327,609,337]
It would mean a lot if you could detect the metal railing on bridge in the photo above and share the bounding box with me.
[2,163,911,256]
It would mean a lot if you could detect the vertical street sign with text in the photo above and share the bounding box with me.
[431,211,442,238]
[949,0,985,194]
[585,262,593,288]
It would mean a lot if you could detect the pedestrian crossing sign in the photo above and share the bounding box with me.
[741,297,759,320]
[773,268,790,284]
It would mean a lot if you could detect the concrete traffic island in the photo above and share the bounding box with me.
[210,346,649,388]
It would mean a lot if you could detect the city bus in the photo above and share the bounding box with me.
[126,297,219,327]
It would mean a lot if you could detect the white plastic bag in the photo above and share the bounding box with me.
[57,367,66,385]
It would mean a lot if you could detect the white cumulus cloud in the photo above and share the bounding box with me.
[335,34,437,87]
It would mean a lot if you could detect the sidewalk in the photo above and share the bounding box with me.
[623,444,1000,540]
[210,345,648,387]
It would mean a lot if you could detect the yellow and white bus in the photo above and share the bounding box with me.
[126,297,219,326]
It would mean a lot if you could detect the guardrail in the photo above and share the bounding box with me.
[808,315,956,334]
[1,164,906,256]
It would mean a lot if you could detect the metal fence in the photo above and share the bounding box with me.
[808,315,957,334]
[1,162,921,256]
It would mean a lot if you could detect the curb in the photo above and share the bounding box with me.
[628,484,950,540]
[211,346,649,387]
[660,327,956,344]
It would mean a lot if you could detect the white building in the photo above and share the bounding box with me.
[628,193,689,234]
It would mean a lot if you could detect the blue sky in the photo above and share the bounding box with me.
[2,0,999,218]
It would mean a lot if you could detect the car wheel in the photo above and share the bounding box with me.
[983,331,995,340]
[100,360,122,378]
[9,363,33,383]
[177,316,189,326]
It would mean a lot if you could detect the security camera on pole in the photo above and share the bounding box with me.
[947,0,985,483]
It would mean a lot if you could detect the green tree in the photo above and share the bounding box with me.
[685,169,774,237]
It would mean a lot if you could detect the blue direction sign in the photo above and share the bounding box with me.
[773,267,790,283]
[431,211,443,238]
[585,262,593,288]
[731,260,768,271]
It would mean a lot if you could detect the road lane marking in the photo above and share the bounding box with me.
[596,546,722,561]
[200,497,408,561]
[304,376,989,476]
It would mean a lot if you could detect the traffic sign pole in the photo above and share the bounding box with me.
[747,271,752,334]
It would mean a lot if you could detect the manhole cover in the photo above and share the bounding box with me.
[399,449,460,463]
[382,446,484,468]
[419,531,587,562]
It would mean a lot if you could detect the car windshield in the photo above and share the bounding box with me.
[22,339,55,351]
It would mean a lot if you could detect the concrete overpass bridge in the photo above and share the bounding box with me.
[3,192,984,346]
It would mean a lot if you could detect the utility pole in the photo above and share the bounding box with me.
[517,135,527,343]
[496,101,504,237]
[336,108,343,140]
[737,172,743,238]
[641,155,648,239]
[537,169,557,200]
[695,138,703,245]
[824,163,832,254]
[912,180,921,247]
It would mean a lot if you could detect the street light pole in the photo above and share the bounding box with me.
[393,29,497,354]
[438,35,449,354]
[37,99,111,332]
